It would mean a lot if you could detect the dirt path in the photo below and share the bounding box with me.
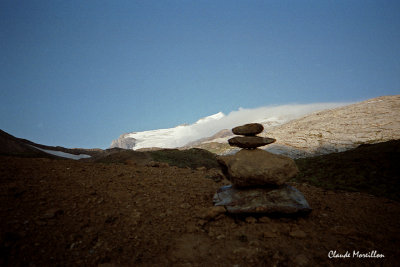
[1,156,399,266]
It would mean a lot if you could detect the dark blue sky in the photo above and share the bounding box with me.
[1,0,399,148]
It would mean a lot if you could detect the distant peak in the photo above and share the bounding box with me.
[195,112,225,124]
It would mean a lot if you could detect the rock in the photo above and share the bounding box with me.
[232,123,264,136]
[199,206,226,220]
[218,149,298,187]
[233,247,255,256]
[41,208,63,219]
[98,264,117,267]
[228,136,276,149]
[196,166,207,171]
[185,222,199,233]
[205,168,224,182]
[180,203,191,209]
[213,184,311,214]
[35,219,47,226]
[146,161,169,167]
[293,254,309,266]
[245,217,257,224]
[289,229,307,238]
[216,234,225,240]
[331,226,357,236]
[197,219,207,226]
[146,161,159,167]
[159,162,170,168]
[249,240,260,247]
[262,230,278,238]
[258,216,272,223]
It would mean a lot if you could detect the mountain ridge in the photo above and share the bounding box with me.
[110,102,348,151]
[185,95,400,157]
[0,129,101,159]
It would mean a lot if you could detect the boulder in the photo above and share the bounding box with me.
[218,149,298,187]
[232,123,264,136]
[213,184,311,214]
[228,136,276,149]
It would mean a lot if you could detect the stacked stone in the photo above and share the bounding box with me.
[213,123,311,215]
[228,123,276,150]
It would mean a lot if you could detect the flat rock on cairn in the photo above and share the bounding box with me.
[214,123,311,215]
[228,136,276,150]
[232,123,264,136]
[229,123,276,149]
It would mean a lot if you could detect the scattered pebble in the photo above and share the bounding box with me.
[258,216,271,223]
[293,254,309,266]
[41,208,63,219]
[245,217,257,224]
[216,234,225,240]
[262,230,278,238]
[289,229,307,238]
[199,206,226,220]
[180,203,191,209]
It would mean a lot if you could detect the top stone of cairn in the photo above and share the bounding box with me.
[232,123,264,136]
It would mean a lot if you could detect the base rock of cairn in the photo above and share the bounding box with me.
[213,184,311,214]
[214,123,311,215]
[218,149,298,186]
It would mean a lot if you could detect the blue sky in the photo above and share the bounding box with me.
[1,0,399,148]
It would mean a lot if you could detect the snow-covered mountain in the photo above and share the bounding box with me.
[110,112,225,150]
[110,102,347,150]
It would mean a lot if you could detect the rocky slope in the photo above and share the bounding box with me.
[263,95,400,157]
[189,95,400,157]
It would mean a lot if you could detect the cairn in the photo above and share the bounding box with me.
[213,123,311,215]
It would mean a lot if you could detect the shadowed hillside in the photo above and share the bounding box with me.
[89,148,220,170]
[0,130,56,158]
[293,139,400,201]
[90,139,400,201]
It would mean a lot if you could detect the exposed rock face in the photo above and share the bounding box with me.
[232,123,264,136]
[228,136,276,149]
[213,185,311,214]
[263,95,400,157]
[110,133,136,149]
[218,148,298,187]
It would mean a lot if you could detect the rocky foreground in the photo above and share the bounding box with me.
[1,155,399,266]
